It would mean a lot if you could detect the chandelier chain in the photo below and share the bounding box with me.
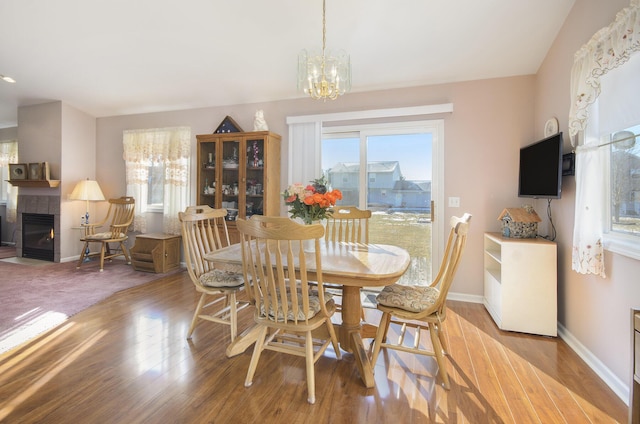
[321,0,327,77]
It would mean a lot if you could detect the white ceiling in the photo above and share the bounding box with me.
[0,0,575,128]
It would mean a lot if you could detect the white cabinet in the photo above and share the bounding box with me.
[483,232,557,337]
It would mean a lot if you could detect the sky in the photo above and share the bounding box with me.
[321,133,433,181]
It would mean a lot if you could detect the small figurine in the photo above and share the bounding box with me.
[253,109,269,131]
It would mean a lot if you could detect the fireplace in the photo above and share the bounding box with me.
[22,213,55,261]
[16,195,61,262]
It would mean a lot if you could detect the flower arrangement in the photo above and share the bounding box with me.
[283,177,342,225]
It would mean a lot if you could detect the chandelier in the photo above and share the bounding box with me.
[298,0,351,100]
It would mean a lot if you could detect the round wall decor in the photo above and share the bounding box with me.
[544,118,559,137]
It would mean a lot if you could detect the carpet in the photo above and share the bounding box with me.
[0,259,183,354]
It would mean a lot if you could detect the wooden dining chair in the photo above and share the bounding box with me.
[324,205,372,318]
[179,205,250,342]
[76,196,135,271]
[236,215,341,404]
[370,213,472,390]
[325,205,372,244]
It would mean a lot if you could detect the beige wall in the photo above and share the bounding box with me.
[0,126,17,141]
[60,103,97,260]
[535,0,638,399]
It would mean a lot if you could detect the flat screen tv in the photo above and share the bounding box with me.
[518,132,563,199]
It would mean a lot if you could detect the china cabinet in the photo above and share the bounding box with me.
[196,131,281,242]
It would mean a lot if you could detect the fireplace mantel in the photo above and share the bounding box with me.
[8,180,61,188]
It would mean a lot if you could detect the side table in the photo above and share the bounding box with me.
[131,233,181,273]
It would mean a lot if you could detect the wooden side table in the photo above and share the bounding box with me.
[131,233,181,273]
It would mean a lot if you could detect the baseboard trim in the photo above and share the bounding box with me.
[557,322,629,405]
[448,292,484,304]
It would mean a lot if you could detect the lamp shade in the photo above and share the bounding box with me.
[70,179,105,201]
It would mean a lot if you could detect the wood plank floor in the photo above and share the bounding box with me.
[0,271,627,423]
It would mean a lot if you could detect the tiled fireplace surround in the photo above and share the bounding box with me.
[16,195,61,262]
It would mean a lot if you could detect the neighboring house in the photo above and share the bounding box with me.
[612,150,640,219]
[326,161,431,210]
[391,179,431,211]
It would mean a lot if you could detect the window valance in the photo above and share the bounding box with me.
[568,0,640,146]
[122,126,190,163]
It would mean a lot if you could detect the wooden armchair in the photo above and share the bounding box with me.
[179,205,249,342]
[370,213,472,390]
[236,215,341,404]
[76,196,135,271]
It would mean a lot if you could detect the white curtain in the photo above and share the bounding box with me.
[569,0,640,277]
[0,140,18,223]
[123,127,190,234]
[287,121,322,186]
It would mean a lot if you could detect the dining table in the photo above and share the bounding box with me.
[204,240,411,388]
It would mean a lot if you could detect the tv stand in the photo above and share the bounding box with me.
[483,232,557,336]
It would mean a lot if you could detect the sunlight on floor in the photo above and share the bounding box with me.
[0,310,68,354]
[0,328,107,421]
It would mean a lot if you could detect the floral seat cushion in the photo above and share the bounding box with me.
[199,269,244,288]
[376,284,440,313]
[85,232,127,240]
[260,287,333,322]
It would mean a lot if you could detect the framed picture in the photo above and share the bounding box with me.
[29,163,42,180]
[9,163,27,180]
[41,162,50,180]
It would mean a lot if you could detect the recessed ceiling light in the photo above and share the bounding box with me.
[1,75,16,83]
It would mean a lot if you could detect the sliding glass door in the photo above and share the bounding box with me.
[322,122,439,284]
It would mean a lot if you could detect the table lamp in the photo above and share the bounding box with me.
[70,178,105,224]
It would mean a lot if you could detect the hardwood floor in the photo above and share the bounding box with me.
[0,271,627,423]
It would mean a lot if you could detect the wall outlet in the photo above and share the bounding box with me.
[448,196,460,207]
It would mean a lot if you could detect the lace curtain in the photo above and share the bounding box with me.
[568,0,640,277]
[123,127,190,234]
[0,140,18,223]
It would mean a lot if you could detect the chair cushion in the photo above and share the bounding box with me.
[199,269,244,288]
[85,232,126,240]
[261,288,333,322]
[376,284,440,313]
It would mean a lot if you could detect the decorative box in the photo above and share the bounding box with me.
[497,206,541,238]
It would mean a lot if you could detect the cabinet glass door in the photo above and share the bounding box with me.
[200,142,217,207]
[245,137,265,217]
[221,138,241,221]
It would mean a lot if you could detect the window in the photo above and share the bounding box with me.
[609,124,640,238]
[147,161,165,208]
[0,165,9,203]
[0,140,18,209]
[569,5,640,271]
[599,53,640,260]
[122,127,190,235]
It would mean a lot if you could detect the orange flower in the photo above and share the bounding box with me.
[283,177,341,224]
